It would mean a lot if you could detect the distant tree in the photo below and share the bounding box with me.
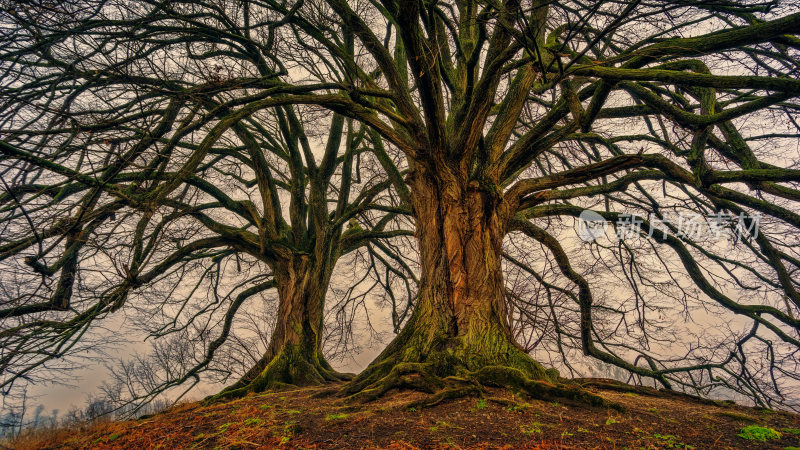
[0,384,26,439]
[0,0,414,408]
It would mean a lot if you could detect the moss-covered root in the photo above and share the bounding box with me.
[345,362,447,403]
[404,377,485,409]
[474,366,624,411]
[203,348,351,405]
[345,362,622,412]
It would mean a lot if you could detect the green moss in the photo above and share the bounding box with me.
[652,433,694,448]
[737,425,782,442]
[325,413,349,421]
[244,418,263,425]
[520,422,543,435]
[206,334,347,404]
[507,402,530,412]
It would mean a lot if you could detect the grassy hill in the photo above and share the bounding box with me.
[7,380,800,449]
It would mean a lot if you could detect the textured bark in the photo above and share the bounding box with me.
[211,254,347,401]
[346,168,556,398]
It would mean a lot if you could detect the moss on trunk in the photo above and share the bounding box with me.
[344,170,610,408]
[207,255,348,403]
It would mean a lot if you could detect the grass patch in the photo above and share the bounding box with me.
[429,421,457,432]
[520,422,543,435]
[475,398,488,410]
[737,425,782,442]
[605,417,619,425]
[244,418,263,426]
[325,413,349,421]
[653,433,694,448]
[507,402,530,413]
[275,421,301,445]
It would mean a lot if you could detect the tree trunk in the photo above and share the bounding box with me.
[212,254,347,400]
[346,168,556,398]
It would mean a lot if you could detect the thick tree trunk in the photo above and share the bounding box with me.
[346,168,556,399]
[212,254,347,400]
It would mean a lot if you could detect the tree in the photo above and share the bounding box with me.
[3,0,800,411]
[185,0,800,407]
[0,0,413,406]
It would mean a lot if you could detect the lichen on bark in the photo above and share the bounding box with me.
[343,170,611,409]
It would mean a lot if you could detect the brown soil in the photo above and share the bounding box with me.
[6,379,800,449]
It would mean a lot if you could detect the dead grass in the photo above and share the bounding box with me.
[5,379,800,449]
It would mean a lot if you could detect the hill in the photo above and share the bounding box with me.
[7,380,800,449]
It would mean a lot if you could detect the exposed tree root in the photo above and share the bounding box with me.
[406,385,484,409]
[344,361,622,412]
[576,378,728,406]
[475,366,621,410]
[575,378,663,396]
[203,346,351,404]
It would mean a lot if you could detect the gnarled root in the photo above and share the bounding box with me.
[203,346,351,404]
[474,366,622,411]
[344,360,622,411]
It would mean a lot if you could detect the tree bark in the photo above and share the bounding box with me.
[346,167,555,398]
[212,254,347,400]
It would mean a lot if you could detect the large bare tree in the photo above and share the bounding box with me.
[0,0,413,405]
[210,0,800,406]
[3,0,800,411]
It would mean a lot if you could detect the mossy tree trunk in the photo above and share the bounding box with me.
[346,167,556,399]
[212,253,347,400]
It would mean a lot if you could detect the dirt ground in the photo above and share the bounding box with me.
[6,379,800,449]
